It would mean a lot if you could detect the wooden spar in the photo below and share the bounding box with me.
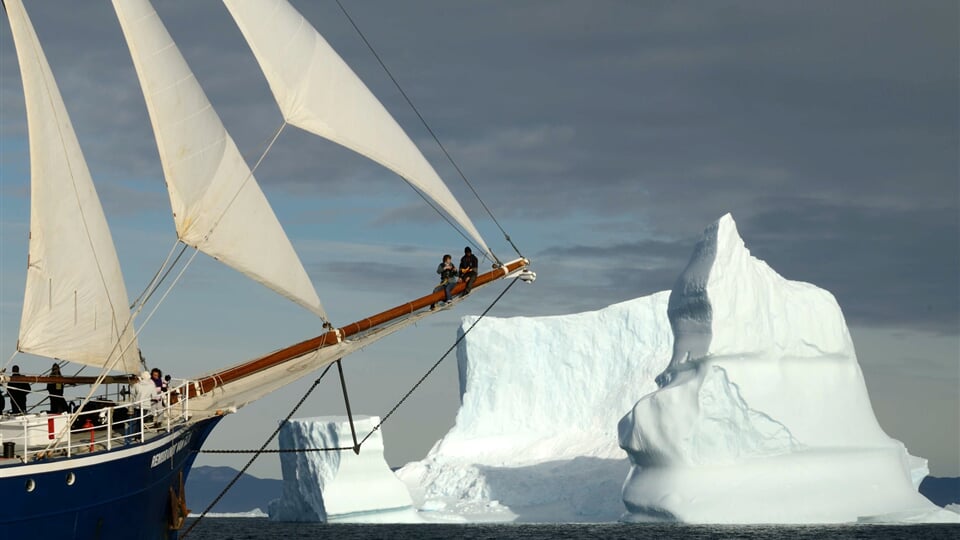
[8,374,137,385]
[176,257,528,401]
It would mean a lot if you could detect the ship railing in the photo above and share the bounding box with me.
[0,380,193,463]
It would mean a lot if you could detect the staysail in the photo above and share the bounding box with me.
[111,0,328,321]
[7,0,141,374]
[222,0,492,258]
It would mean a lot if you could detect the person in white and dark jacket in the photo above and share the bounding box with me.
[126,371,157,444]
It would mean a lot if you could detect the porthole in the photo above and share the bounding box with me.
[66,472,76,486]
[25,478,35,492]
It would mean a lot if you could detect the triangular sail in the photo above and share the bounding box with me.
[111,0,327,321]
[222,0,492,258]
[6,0,140,373]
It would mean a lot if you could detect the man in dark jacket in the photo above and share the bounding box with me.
[8,365,30,414]
[459,246,479,297]
[47,363,68,414]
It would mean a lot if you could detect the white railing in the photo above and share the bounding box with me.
[0,380,193,464]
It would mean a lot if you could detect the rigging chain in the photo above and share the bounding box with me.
[181,362,337,539]
[185,277,519,534]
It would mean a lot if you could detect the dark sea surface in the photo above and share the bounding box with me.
[183,519,959,539]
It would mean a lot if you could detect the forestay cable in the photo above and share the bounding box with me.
[334,0,522,262]
[198,277,519,456]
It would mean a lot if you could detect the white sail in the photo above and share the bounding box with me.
[222,0,492,258]
[111,0,327,321]
[6,0,140,373]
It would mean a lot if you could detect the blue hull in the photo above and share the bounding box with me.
[0,416,222,540]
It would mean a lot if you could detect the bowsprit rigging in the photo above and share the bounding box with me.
[183,276,522,537]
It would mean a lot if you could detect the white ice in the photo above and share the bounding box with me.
[277,213,954,524]
[267,415,421,522]
[397,291,674,522]
[618,214,958,524]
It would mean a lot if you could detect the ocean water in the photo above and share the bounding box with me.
[182,519,959,540]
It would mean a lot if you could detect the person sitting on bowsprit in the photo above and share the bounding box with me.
[431,254,458,310]
[459,246,478,297]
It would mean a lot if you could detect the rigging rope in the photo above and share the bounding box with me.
[201,122,287,247]
[40,248,202,454]
[181,362,337,539]
[334,0,522,262]
[52,121,294,448]
[197,277,518,455]
[129,239,182,311]
[134,241,189,313]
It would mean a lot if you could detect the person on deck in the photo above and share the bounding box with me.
[459,246,478,297]
[47,364,68,414]
[8,365,30,414]
[150,368,163,390]
[126,371,156,444]
[149,368,165,417]
[431,254,458,310]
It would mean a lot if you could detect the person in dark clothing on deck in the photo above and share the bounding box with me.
[47,363,68,414]
[459,246,478,297]
[8,365,30,414]
[431,254,458,310]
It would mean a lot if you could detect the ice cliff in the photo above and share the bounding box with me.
[397,293,674,521]
[268,416,420,522]
[618,213,957,523]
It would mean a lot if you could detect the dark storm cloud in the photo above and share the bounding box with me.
[1,1,955,333]
[742,200,960,334]
[533,199,960,333]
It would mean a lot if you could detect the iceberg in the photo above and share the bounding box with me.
[275,213,953,524]
[397,292,674,521]
[618,213,958,523]
[267,415,421,522]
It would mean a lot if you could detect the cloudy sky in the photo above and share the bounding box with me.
[1,1,957,479]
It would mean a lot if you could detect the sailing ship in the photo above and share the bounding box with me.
[0,1,531,538]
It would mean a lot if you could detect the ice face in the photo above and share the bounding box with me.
[267,415,420,523]
[619,214,957,523]
[397,292,675,522]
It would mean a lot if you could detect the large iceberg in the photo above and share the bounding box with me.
[273,214,953,524]
[268,415,420,522]
[397,292,674,521]
[618,214,957,523]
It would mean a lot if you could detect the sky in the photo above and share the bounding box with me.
[0,1,957,480]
